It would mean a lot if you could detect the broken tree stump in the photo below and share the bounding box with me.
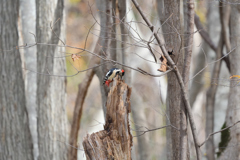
[82,77,133,160]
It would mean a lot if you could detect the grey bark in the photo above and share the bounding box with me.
[159,1,185,159]
[156,1,174,159]
[205,35,223,160]
[205,3,225,160]
[20,1,39,159]
[118,0,131,84]
[218,3,240,160]
[200,3,221,160]
[111,0,117,61]
[179,1,195,159]
[132,0,201,159]
[0,0,33,160]
[36,0,68,159]
[95,0,112,118]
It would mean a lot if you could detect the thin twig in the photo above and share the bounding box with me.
[134,124,179,137]
[200,121,240,147]
[194,14,217,52]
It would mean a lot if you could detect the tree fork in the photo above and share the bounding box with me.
[82,77,133,160]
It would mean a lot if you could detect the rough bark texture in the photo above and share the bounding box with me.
[0,0,33,159]
[218,3,240,160]
[133,0,200,159]
[83,78,132,160]
[179,1,195,159]
[36,0,68,159]
[20,1,39,159]
[160,1,184,160]
[156,1,174,158]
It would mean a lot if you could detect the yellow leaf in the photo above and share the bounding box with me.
[230,75,240,79]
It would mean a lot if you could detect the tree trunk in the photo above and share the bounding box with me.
[0,0,33,159]
[20,1,39,159]
[159,1,186,160]
[95,0,112,118]
[180,1,194,159]
[36,0,68,159]
[218,3,240,160]
[83,77,132,160]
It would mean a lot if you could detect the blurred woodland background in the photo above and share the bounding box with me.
[1,0,240,160]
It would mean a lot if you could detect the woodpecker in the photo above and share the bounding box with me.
[103,68,125,87]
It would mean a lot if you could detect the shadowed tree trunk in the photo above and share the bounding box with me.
[0,0,33,159]
[36,0,68,159]
[219,3,240,160]
[83,77,132,160]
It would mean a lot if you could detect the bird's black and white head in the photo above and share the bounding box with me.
[103,68,125,87]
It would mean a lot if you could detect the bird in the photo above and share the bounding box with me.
[103,68,125,87]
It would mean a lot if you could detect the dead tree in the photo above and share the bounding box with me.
[82,77,132,160]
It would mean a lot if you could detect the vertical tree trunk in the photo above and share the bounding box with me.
[180,1,194,159]
[20,1,39,159]
[156,2,174,159]
[36,0,68,159]
[219,3,240,160]
[95,0,112,118]
[160,1,185,160]
[111,0,117,61]
[82,78,132,160]
[0,0,33,159]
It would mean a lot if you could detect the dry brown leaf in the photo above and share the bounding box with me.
[71,54,81,62]
[158,55,168,72]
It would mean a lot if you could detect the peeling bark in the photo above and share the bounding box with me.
[83,78,132,160]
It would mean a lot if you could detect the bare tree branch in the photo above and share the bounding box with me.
[195,13,231,71]
[220,3,231,53]
[200,121,240,147]
[194,14,217,52]
[134,124,179,137]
